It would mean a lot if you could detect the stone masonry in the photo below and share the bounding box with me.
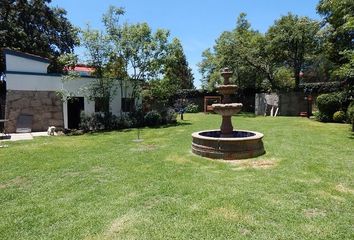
[5,90,64,132]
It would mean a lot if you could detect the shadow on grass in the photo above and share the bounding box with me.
[66,121,193,137]
[348,132,354,140]
[237,112,257,118]
[147,121,192,129]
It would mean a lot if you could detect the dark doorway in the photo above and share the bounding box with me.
[0,74,6,119]
[0,75,6,133]
[67,97,84,129]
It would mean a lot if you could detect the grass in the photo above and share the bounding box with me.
[0,113,353,239]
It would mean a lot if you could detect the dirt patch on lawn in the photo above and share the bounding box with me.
[130,144,158,152]
[91,166,106,173]
[0,176,29,189]
[105,212,138,237]
[304,208,326,218]
[85,211,144,240]
[231,158,278,170]
[335,184,354,194]
[239,228,252,236]
[212,207,242,220]
[317,190,345,202]
[166,154,191,164]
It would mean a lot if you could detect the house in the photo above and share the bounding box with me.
[3,49,136,132]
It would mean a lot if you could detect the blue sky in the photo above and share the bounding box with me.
[51,0,321,88]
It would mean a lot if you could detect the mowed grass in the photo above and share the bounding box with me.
[0,113,353,239]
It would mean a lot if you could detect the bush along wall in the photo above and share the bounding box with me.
[78,107,177,133]
[347,101,354,131]
[315,92,349,123]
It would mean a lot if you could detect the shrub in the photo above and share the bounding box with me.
[347,101,354,123]
[316,93,341,121]
[117,115,134,129]
[185,103,200,113]
[314,111,332,122]
[128,107,145,127]
[148,107,177,125]
[347,101,354,132]
[333,111,346,123]
[79,112,120,131]
[144,110,161,126]
[80,112,103,132]
[162,108,177,124]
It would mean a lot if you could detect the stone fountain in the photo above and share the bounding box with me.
[192,68,265,160]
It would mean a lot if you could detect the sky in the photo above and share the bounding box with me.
[51,0,322,88]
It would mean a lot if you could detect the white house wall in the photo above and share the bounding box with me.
[6,54,49,73]
[6,73,61,91]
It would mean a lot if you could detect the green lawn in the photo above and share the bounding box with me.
[0,113,353,239]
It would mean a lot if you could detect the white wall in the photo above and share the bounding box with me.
[6,73,61,91]
[6,54,49,73]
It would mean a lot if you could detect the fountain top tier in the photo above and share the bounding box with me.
[217,68,240,105]
[221,67,233,85]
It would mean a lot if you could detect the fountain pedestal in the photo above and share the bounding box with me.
[191,68,265,160]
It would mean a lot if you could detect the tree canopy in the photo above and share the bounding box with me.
[317,0,354,65]
[266,13,320,89]
[60,6,193,112]
[199,12,323,92]
[0,0,79,72]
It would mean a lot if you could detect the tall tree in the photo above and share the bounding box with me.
[317,0,354,66]
[317,0,354,99]
[0,0,79,72]
[80,25,118,114]
[198,48,220,91]
[232,13,278,89]
[163,38,194,90]
[266,13,320,89]
[103,6,170,99]
[198,13,265,91]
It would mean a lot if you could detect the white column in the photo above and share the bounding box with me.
[63,101,68,129]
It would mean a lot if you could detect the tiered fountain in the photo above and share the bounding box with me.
[192,68,265,160]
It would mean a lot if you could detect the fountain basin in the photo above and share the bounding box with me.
[192,130,265,160]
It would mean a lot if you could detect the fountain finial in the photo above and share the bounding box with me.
[221,67,233,85]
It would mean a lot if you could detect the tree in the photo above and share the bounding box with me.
[103,6,170,99]
[80,25,118,114]
[317,0,354,65]
[198,13,266,91]
[266,13,320,89]
[163,38,194,90]
[198,48,220,91]
[232,13,278,89]
[0,0,79,72]
[141,38,194,110]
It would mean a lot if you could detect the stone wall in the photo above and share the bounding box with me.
[255,92,310,116]
[5,90,64,132]
[278,92,309,116]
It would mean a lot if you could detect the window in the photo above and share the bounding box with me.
[122,98,135,112]
[95,97,109,113]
